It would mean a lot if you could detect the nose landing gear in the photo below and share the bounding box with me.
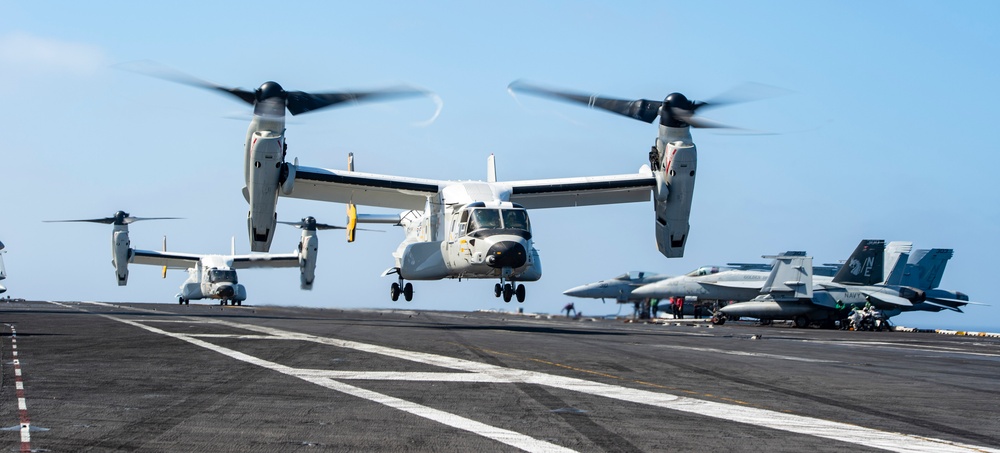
[494,280,525,303]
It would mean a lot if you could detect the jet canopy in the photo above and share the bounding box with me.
[684,266,733,277]
[208,269,238,284]
[613,271,653,281]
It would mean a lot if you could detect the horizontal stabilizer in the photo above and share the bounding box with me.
[858,288,913,307]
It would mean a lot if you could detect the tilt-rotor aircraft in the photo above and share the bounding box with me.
[154,70,759,302]
[270,82,761,303]
[47,212,331,305]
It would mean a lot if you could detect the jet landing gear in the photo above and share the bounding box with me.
[390,277,413,302]
[494,281,525,303]
[178,297,189,305]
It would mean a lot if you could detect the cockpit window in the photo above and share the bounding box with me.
[208,269,238,283]
[468,209,501,232]
[465,208,531,234]
[502,209,529,231]
[685,266,722,277]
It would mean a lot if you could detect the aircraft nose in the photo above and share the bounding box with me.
[630,284,658,298]
[562,284,592,297]
[216,285,236,298]
[485,241,527,268]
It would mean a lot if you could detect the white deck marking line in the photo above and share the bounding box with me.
[56,304,572,453]
[68,302,999,453]
[650,344,840,363]
[5,325,32,452]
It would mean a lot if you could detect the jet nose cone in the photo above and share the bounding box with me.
[630,285,657,298]
[563,284,592,297]
[485,241,527,268]
[216,285,236,298]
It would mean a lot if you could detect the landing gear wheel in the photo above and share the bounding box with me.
[494,283,502,298]
[711,315,726,325]
[502,283,513,303]
[403,282,414,302]
[794,315,809,328]
[236,300,242,306]
[515,284,525,303]
[179,297,185,305]
[390,282,401,301]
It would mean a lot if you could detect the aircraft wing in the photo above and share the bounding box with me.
[503,169,656,209]
[231,253,300,269]
[282,165,445,210]
[131,249,202,269]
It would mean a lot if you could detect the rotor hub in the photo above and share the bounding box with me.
[256,81,287,102]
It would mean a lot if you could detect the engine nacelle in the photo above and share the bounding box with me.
[298,229,318,290]
[112,228,131,286]
[653,140,696,258]
[247,131,283,252]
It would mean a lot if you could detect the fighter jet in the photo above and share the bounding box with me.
[562,271,671,303]
[627,259,839,302]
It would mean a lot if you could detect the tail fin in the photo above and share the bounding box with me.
[832,239,885,285]
[904,249,953,289]
[487,154,497,183]
[883,241,912,285]
[761,252,813,300]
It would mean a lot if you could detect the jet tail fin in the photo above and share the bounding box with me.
[883,241,912,285]
[761,252,812,300]
[905,249,953,289]
[832,239,885,285]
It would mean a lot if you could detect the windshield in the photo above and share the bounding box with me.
[208,269,237,283]
[502,209,530,231]
[685,266,723,277]
[466,208,531,234]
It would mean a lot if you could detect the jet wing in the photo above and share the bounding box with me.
[131,249,202,269]
[283,165,445,210]
[504,170,656,209]
[231,253,300,269]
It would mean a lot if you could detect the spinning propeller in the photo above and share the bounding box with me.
[508,80,781,129]
[44,211,181,226]
[278,216,381,233]
[122,60,435,117]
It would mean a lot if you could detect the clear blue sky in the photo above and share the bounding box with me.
[2,1,998,331]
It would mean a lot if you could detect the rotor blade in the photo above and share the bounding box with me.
[286,86,431,116]
[508,80,661,123]
[670,107,734,129]
[124,216,183,224]
[117,60,255,105]
[700,82,791,109]
[44,218,116,225]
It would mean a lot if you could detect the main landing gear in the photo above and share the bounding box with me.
[391,277,414,302]
[494,281,525,303]
[178,297,189,305]
[219,299,242,306]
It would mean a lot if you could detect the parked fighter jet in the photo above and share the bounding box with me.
[627,260,840,302]
[46,211,331,305]
[562,271,671,303]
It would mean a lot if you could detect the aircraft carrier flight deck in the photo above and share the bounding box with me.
[1,300,997,452]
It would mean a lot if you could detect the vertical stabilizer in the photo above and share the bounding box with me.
[761,252,813,299]
[905,249,953,289]
[883,241,912,285]
[487,154,497,183]
[832,239,885,285]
